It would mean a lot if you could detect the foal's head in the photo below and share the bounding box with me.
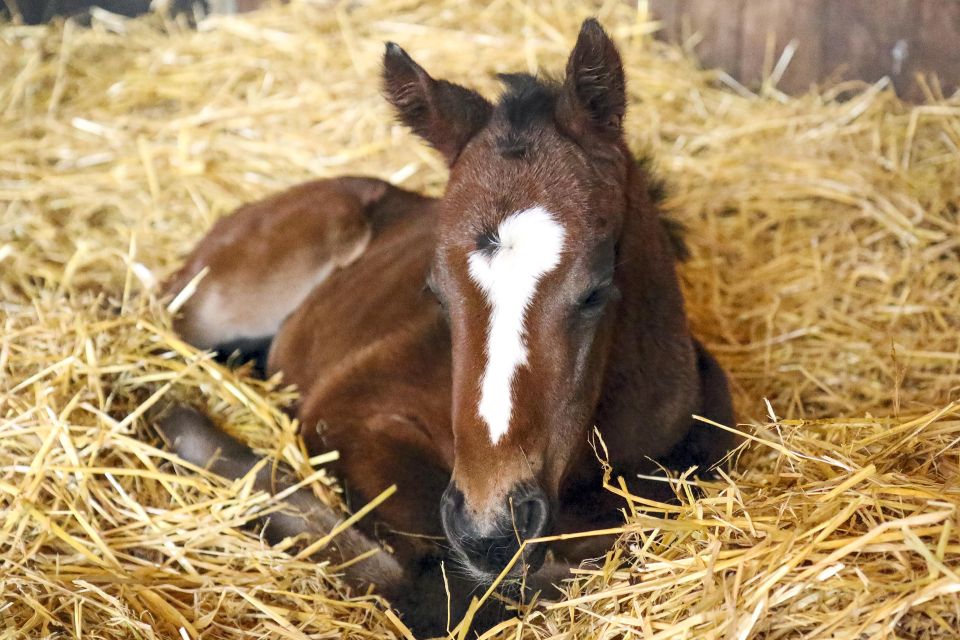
[384,19,634,581]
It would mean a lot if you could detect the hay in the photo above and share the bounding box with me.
[1,0,959,637]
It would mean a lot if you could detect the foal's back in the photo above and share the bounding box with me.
[268,188,443,398]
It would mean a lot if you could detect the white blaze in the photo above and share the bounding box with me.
[467,207,566,444]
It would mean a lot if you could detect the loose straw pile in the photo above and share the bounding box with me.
[1,1,959,638]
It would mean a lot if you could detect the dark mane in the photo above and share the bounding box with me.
[633,154,689,261]
[494,73,559,158]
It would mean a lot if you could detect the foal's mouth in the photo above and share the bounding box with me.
[455,539,549,588]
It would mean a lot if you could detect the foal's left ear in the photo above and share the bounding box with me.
[557,19,626,141]
[382,43,494,165]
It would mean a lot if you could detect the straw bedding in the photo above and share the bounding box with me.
[1,1,959,638]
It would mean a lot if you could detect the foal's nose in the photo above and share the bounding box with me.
[440,483,551,577]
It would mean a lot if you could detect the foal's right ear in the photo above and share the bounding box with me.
[556,19,626,142]
[382,43,493,165]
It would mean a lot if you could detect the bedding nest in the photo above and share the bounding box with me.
[1,1,959,638]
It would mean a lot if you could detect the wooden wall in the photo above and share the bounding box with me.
[7,0,959,101]
[651,0,960,99]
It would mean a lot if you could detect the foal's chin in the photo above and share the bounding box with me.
[458,542,550,590]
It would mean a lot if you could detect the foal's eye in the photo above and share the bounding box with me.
[577,284,616,317]
[580,288,606,309]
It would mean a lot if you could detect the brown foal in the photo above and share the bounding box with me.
[157,19,736,635]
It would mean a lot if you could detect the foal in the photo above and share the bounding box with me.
[159,19,735,635]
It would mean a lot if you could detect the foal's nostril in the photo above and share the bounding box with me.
[510,487,550,540]
[440,483,467,537]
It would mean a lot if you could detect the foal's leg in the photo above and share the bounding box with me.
[157,405,478,636]
[155,405,405,587]
[165,177,428,371]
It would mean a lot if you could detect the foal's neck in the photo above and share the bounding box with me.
[594,158,702,469]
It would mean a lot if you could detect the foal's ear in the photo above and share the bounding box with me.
[382,43,493,165]
[557,19,626,141]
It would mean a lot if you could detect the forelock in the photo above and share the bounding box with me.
[492,74,560,158]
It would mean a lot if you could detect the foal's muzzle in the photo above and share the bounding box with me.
[440,483,551,580]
